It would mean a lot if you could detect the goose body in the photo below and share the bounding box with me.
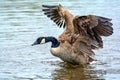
[51,42,94,64]
[32,4,113,65]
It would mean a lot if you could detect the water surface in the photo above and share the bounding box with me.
[0,0,120,80]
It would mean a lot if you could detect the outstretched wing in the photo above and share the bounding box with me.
[74,15,113,49]
[42,4,66,28]
[92,16,113,36]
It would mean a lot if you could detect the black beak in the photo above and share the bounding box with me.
[31,41,38,46]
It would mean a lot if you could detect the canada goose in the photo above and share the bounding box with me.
[32,4,113,65]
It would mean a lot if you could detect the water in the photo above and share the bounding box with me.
[0,0,120,80]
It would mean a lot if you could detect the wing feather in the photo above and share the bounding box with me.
[42,4,66,28]
[72,36,95,64]
[42,5,57,8]
[74,15,113,49]
[94,17,113,36]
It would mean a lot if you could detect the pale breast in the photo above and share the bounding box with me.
[50,47,61,57]
[50,42,73,62]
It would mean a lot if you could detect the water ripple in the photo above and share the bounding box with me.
[0,0,120,80]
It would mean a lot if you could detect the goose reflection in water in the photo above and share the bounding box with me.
[51,63,106,80]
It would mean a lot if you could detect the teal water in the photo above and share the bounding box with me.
[0,0,120,80]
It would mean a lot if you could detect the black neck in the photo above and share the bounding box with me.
[45,37,60,48]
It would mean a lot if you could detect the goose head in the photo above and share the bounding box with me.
[31,37,45,46]
[32,37,60,48]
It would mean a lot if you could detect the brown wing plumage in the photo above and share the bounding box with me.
[72,35,95,64]
[93,16,113,36]
[42,4,66,28]
[74,15,113,49]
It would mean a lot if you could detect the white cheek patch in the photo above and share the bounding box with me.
[40,38,45,44]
